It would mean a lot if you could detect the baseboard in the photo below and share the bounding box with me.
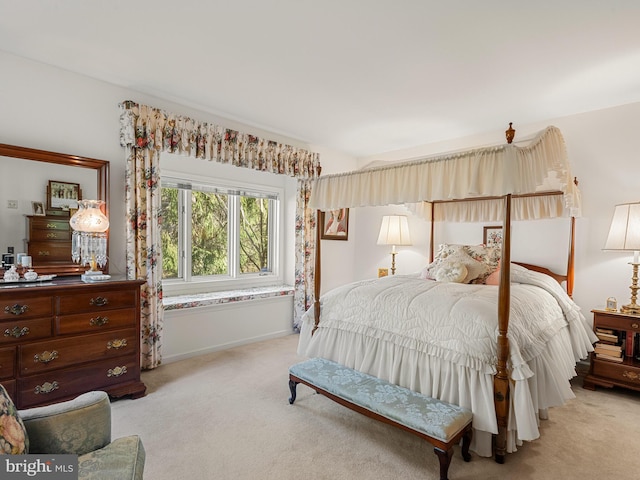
[160,330,295,364]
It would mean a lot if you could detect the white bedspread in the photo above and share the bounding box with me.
[297,264,597,457]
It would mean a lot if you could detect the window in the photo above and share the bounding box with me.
[161,175,281,295]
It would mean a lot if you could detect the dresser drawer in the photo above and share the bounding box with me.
[1,379,16,401]
[29,228,71,242]
[56,308,136,335]
[27,241,73,263]
[0,318,52,346]
[593,312,640,333]
[0,346,16,380]
[592,359,640,388]
[29,216,71,234]
[19,329,138,375]
[0,296,53,320]
[58,290,138,314]
[18,354,140,408]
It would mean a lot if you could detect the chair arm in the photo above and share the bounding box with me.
[19,391,112,455]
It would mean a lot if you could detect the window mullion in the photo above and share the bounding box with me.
[228,195,239,279]
[182,189,192,282]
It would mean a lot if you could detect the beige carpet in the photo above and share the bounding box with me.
[111,334,640,480]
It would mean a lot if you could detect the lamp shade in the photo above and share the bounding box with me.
[377,215,412,246]
[69,200,109,233]
[603,202,640,251]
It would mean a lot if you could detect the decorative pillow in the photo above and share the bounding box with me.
[485,260,501,285]
[428,243,500,283]
[426,247,490,284]
[464,244,501,274]
[434,262,468,283]
[0,384,29,454]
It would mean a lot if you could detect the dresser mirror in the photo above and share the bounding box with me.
[0,143,109,277]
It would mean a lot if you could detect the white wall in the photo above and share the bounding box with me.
[0,51,355,362]
[353,105,640,316]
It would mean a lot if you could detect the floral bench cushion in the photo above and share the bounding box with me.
[289,357,472,443]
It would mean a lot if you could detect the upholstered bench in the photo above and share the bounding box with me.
[288,358,472,480]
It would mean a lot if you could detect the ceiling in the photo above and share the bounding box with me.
[2,1,640,158]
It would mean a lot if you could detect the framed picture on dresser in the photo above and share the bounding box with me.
[47,180,81,212]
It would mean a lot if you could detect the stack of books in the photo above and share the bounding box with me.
[594,327,624,363]
[595,327,619,344]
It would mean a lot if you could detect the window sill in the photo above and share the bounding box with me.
[163,284,294,311]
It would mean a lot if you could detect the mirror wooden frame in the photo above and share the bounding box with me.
[0,143,110,276]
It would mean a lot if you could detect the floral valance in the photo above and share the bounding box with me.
[119,101,321,180]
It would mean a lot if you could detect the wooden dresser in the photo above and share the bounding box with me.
[0,277,146,408]
[25,215,87,276]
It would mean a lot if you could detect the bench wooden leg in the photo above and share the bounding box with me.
[288,379,298,404]
[461,428,472,462]
[434,447,453,480]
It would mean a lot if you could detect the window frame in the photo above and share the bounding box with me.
[161,170,283,296]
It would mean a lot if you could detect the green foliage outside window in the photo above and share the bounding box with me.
[161,185,272,280]
[239,197,269,273]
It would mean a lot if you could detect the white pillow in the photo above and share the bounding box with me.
[427,250,490,284]
[434,262,468,283]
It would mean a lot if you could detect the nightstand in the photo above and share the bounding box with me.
[583,309,640,392]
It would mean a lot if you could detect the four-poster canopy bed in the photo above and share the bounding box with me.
[296,125,596,463]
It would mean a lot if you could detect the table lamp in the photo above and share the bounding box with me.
[377,215,412,275]
[603,202,640,314]
[69,200,109,281]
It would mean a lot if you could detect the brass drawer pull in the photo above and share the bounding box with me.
[107,339,128,350]
[34,350,59,364]
[46,232,58,239]
[89,316,109,327]
[46,223,58,229]
[34,381,59,394]
[38,250,50,256]
[90,297,109,307]
[4,326,30,338]
[4,304,29,316]
[107,366,128,377]
[632,323,639,330]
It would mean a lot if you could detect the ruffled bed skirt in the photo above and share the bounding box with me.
[297,317,587,457]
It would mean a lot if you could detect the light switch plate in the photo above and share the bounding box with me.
[7,200,18,209]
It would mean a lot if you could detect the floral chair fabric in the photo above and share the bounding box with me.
[19,391,144,480]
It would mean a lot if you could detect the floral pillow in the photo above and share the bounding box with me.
[464,244,501,272]
[424,243,500,283]
[425,245,491,284]
[0,384,28,454]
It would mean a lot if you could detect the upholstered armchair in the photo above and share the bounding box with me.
[3,388,145,480]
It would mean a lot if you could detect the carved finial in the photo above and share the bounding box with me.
[505,123,515,144]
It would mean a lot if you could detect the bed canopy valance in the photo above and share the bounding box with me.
[310,125,581,220]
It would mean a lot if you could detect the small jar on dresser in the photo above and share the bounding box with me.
[0,276,146,408]
[583,308,640,392]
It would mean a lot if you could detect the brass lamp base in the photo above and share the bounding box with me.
[621,303,640,315]
[390,251,397,275]
[622,262,640,315]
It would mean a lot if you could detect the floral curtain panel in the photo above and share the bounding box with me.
[120,102,321,368]
[294,179,317,330]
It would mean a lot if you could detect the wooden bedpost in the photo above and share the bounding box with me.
[429,202,435,262]
[566,177,578,298]
[494,194,511,464]
[312,209,322,335]
[566,216,576,298]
